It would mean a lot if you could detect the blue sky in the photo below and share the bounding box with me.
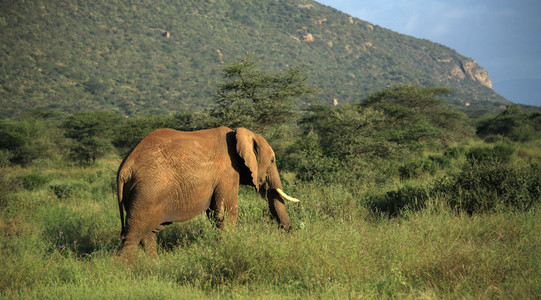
[316,0,541,106]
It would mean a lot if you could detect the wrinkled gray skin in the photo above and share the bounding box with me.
[117,127,295,257]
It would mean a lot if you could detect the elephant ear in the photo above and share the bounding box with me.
[236,128,260,190]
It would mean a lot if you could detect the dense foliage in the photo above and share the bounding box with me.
[284,85,471,183]
[0,0,511,118]
[477,104,541,142]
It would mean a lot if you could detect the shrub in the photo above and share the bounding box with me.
[371,160,540,216]
[49,181,88,199]
[466,143,514,163]
[282,133,342,182]
[398,160,427,179]
[443,146,466,159]
[20,172,51,190]
[367,185,431,216]
[398,155,450,180]
[442,161,541,214]
[112,114,177,152]
[0,149,13,167]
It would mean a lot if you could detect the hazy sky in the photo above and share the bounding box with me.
[316,0,541,105]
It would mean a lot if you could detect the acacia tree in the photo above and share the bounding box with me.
[63,111,121,164]
[210,55,316,133]
[360,85,469,142]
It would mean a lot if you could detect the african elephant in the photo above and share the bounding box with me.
[117,127,299,257]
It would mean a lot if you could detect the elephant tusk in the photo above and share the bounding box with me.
[276,188,300,203]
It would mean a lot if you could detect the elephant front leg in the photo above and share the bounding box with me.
[206,208,223,229]
[140,232,157,257]
[119,229,143,259]
[206,183,239,230]
[140,224,165,257]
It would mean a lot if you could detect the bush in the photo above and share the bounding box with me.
[466,143,514,163]
[367,185,431,216]
[112,114,177,152]
[443,146,466,159]
[398,160,428,180]
[20,172,51,190]
[49,181,88,199]
[288,86,473,184]
[442,161,541,214]
[398,155,450,180]
[371,159,540,216]
[282,133,342,182]
[0,149,13,167]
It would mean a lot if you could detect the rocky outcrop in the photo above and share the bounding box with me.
[303,33,314,42]
[460,60,493,89]
[450,60,493,89]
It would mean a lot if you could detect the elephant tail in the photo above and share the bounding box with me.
[117,175,126,238]
[117,165,132,239]
[117,146,138,241]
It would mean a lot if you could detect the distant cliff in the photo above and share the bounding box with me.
[0,0,509,117]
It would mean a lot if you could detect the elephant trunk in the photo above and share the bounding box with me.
[267,189,291,231]
[264,167,298,231]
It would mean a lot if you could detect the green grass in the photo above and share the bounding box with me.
[1,159,540,298]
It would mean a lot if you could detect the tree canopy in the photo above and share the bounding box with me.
[210,55,316,132]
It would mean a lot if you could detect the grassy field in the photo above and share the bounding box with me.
[1,156,540,299]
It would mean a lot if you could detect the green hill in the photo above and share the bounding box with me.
[0,0,510,117]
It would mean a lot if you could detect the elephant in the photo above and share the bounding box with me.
[116,126,299,257]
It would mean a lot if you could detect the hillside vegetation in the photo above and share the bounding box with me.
[0,0,510,117]
[1,58,540,297]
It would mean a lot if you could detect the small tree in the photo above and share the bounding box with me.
[63,111,121,164]
[210,55,316,132]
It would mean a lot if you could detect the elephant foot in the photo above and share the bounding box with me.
[118,243,140,261]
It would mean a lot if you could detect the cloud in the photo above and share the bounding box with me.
[389,1,488,38]
[318,0,541,83]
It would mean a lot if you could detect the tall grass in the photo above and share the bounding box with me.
[1,157,540,298]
